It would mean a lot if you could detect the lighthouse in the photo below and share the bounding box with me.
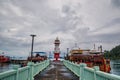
[54,37,60,61]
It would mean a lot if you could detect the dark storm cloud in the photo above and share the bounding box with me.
[51,3,83,34]
[103,18,120,28]
[72,17,120,48]
[62,5,76,15]
[92,17,120,32]
[0,34,30,50]
[90,32,120,43]
[111,0,120,8]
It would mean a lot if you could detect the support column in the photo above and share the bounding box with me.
[13,65,19,80]
[28,62,34,80]
[94,66,99,80]
[79,63,87,80]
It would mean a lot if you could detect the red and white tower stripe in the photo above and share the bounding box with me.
[54,37,60,61]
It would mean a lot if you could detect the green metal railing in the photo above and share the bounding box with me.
[63,60,120,80]
[0,60,50,80]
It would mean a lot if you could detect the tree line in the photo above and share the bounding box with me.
[104,45,120,59]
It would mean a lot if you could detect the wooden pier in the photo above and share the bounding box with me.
[0,60,120,80]
[34,61,79,80]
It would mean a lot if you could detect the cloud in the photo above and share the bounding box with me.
[8,3,23,16]
[111,0,120,8]
[90,18,120,36]
[0,0,120,57]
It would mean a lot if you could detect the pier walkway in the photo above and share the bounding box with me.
[34,61,79,80]
[1,60,120,80]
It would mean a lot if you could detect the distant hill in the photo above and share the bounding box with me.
[104,45,120,59]
[110,45,120,57]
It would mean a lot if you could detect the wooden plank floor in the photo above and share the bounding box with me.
[34,61,79,80]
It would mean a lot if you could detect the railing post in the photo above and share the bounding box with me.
[13,65,19,80]
[79,63,86,80]
[28,62,34,80]
[93,66,99,80]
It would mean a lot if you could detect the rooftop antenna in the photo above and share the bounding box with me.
[67,48,69,54]
[94,44,96,50]
[100,45,102,53]
[75,43,77,48]
[98,46,100,51]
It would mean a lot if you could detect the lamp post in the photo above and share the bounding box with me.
[30,34,36,61]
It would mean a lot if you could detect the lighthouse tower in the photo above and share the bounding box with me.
[54,37,60,61]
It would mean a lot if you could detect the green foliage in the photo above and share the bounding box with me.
[110,45,120,57]
[104,50,110,59]
[104,45,120,59]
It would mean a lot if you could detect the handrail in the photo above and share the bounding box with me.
[0,60,50,80]
[63,60,120,80]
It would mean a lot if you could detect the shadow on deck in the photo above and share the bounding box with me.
[34,61,79,80]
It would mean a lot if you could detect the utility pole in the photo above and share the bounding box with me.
[66,48,69,60]
[30,34,36,61]
[67,48,69,54]
[94,44,96,50]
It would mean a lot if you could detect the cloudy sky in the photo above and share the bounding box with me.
[0,0,120,57]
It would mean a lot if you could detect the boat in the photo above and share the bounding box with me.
[66,48,111,73]
[27,52,47,62]
[0,55,10,63]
